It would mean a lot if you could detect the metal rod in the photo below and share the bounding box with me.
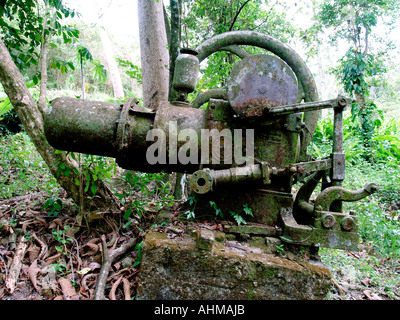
[330,103,346,212]
[268,99,336,116]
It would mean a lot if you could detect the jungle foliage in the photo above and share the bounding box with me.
[0,0,400,300]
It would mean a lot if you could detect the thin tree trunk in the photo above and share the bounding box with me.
[168,0,187,200]
[80,56,85,99]
[37,0,49,115]
[95,0,124,99]
[138,0,169,110]
[168,0,182,102]
[99,28,125,99]
[38,33,48,114]
[0,39,119,212]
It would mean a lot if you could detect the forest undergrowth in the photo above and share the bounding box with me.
[0,130,399,300]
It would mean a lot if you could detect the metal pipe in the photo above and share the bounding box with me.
[330,101,346,212]
[189,165,264,194]
[44,97,122,158]
[191,89,228,109]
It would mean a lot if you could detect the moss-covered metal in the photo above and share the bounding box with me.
[43,31,379,252]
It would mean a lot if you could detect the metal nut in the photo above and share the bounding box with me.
[321,213,336,229]
[341,216,355,231]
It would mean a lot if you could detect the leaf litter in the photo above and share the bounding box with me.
[0,190,146,300]
[1,189,399,300]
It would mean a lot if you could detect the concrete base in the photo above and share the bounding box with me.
[136,225,332,300]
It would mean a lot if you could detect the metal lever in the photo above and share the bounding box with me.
[314,183,379,212]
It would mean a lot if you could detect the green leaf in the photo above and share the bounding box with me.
[0,97,12,118]
[84,177,90,192]
[90,183,97,196]
[123,207,133,220]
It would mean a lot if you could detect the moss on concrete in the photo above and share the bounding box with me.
[137,228,332,300]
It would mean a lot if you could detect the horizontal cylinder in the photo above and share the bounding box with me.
[189,165,263,194]
[44,97,122,157]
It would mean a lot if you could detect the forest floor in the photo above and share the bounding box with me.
[0,133,399,300]
[0,187,399,300]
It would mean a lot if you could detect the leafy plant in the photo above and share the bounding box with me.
[209,201,223,219]
[42,194,63,216]
[51,226,74,260]
[0,132,58,199]
[0,0,80,74]
[133,241,144,268]
[50,261,68,278]
[184,195,197,220]
[90,59,107,83]
[116,58,142,84]
[0,80,37,124]
[229,204,254,226]
[115,171,174,227]
[184,199,253,226]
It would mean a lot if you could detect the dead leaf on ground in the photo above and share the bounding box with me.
[45,253,62,265]
[28,259,41,292]
[364,289,382,300]
[82,242,100,256]
[58,277,79,300]
[27,244,40,263]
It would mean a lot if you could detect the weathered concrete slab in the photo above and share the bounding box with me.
[137,227,331,300]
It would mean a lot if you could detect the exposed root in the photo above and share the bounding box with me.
[93,235,136,300]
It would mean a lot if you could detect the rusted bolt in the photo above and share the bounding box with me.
[338,97,347,107]
[322,213,336,229]
[341,216,355,231]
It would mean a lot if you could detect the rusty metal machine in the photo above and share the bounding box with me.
[44,31,377,251]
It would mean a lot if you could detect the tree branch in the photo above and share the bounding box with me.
[229,0,251,31]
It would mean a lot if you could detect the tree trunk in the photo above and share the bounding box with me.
[95,0,124,100]
[37,0,49,115]
[168,0,187,200]
[0,39,119,212]
[99,28,125,99]
[168,0,182,102]
[138,0,169,110]
[80,56,85,99]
